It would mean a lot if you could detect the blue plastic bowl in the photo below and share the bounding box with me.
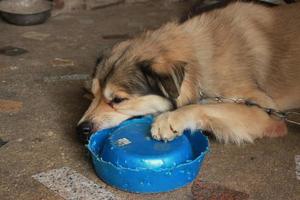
[88,116,209,193]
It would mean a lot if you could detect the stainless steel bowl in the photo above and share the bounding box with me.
[0,0,52,26]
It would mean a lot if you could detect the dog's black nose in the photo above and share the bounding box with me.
[76,121,93,143]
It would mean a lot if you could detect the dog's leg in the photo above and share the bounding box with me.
[151,103,287,143]
[236,89,278,109]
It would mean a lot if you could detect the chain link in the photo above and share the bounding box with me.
[202,96,300,126]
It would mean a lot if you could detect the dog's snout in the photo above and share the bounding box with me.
[76,121,93,143]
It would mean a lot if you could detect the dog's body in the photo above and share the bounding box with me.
[78,2,300,144]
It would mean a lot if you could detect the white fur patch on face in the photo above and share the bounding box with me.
[103,84,114,102]
[113,95,173,116]
[91,79,100,95]
[91,111,131,131]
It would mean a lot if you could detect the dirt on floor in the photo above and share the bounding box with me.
[0,1,299,200]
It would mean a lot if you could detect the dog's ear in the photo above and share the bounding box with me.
[92,55,104,78]
[82,56,104,100]
[138,60,161,95]
[91,78,100,95]
[82,78,100,100]
[93,52,115,86]
[137,59,186,100]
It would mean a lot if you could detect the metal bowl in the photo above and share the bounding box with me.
[0,0,52,26]
[88,116,209,193]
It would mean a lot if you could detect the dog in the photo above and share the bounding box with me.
[77,1,300,144]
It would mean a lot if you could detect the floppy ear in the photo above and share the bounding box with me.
[91,78,100,95]
[137,59,186,101]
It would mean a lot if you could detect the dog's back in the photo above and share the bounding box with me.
[180,2,300,110]
[268,3,300,108]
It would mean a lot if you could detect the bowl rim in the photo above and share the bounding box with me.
[1,9,51,16]
[89,136,209,172]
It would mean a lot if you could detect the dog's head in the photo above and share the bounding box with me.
[77,24,201,140]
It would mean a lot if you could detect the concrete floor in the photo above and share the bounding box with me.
[0,1,299,200]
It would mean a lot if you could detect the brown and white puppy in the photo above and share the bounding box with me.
[78,2,300,144]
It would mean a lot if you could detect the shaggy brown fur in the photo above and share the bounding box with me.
[78,2,300,144]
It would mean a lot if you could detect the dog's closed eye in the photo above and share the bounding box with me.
[111,97,128,104]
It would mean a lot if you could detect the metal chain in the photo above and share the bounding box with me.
[202,96,300,126]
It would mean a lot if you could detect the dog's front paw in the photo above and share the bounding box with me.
[151,111,191,142]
